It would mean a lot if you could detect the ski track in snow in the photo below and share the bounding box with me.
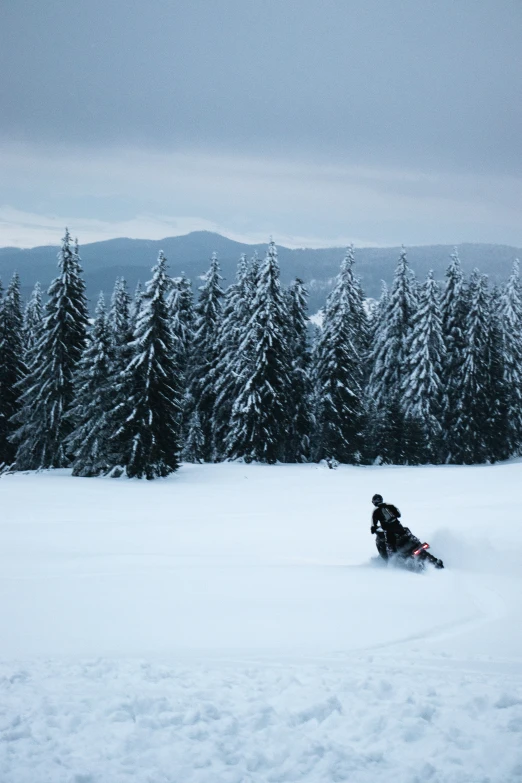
[1,462,522,782]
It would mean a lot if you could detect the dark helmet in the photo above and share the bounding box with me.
[372,494,383,506]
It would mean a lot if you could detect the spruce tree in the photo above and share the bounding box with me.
[486,286,509,462]
[451,270,491,464]
[109,277,132,359]
[351,258,372,451]
[108,277,133,380]
[101,277,135,469]
[440,250,468,462]
[108,251,181,479]
[248,251,260,297]
[226,240,292,463]
[12,230,89,470]
[167,272,194,382]
[402,271,445,463]
[23,282,44,353]
[364,282,390,462]
[182,410,204,463]
[370,282,389,345]
[166,272,195,448]
[313,248,364,463]
[212,255,252,459]
[499,260,522,455]
[0,273,25,466]
[368,248,417,462]
[354,274,372,385]
[67,293,114,476]
[131,281,144,328]
[186,253,224,461]
[285,278,313,462]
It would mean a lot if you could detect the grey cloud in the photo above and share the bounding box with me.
[1,0,521,176]
[1,145,521,247]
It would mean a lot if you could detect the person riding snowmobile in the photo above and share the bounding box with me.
[371,494,444,569]
[371,493,408,560]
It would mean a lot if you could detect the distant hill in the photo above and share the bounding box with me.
[1,231,520,314]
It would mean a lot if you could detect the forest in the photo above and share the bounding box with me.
[0,230,520,478]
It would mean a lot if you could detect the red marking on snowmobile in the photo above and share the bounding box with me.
[412,543,430,556]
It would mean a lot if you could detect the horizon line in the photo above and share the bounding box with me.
[2,229,522,253]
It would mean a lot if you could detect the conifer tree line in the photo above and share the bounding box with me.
[0,229,521,478]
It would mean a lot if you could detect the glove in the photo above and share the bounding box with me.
[371,525,377,534]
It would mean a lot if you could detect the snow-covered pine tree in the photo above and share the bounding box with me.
[284,278,314,462]
[11,230,89,470]
[100,277,135,471]
[369,282,389,344]
[167,272,194,381]
[108,277,133,380]
[313,247,364,463]
[440,249,469,462]
[226,240,292,463]
[108,251,181,479]
[367,248,417,463]
[485,286,509,462]
[363,282,389,462]
[212,255,253,460]
[67,293,114,476]
[109,277,132,349]
[499,260,522,456]
[22,281,44,353]
[451,270,491,464]
[0,273,25,466]
[182,410,204,463]
[351,262,372,452]
[166,272,195,446]
[248,251,260,297]
[72,238,86,308]
[131,281,143,328]
[402,271,445,463]
[354,274,372,379]
[186,252,224,462]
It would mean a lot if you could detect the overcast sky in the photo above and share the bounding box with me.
[1,0,521,248]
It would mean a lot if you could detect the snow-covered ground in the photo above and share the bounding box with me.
[1,462,522,782]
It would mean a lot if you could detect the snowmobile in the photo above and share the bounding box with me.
[374,526,444,572]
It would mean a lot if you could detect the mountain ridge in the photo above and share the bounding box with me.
[1,232,520,312]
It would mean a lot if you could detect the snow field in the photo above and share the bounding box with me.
[1,461,522,782]
[2,655,522,783]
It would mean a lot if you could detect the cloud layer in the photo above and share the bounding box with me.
[1,0,521,247]
[1,144,521,249]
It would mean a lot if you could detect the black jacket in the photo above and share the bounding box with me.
[371,503,404,552]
